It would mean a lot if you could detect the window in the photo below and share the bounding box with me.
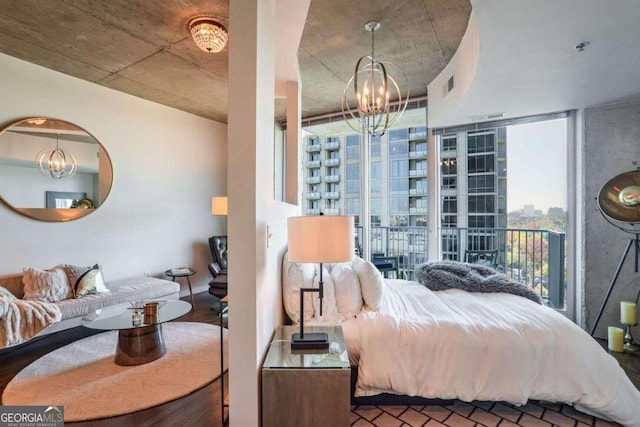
[441,135,456,151]
[441,158,457,175]
[442,176,457,189]
[442,196,457,213]
[389,141,408,158]
[442,215,457,227]
[371,136,381,158]
[371,162,382,193]
[467,131,495,153]
[346,134,359,159]
[347,164,359,194]
[468,175,495,193]
[468,154,495,173]
[390,178,408,194]
[390,196,408,213]
[389,129,408,142]
[468,195,495,213]
[346,198,360,215]
[468,215,495,228]
[390,160,408,177]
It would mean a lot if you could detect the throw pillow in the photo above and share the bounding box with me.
[22,267,73,302]
[329,262,363,317]
[352,257,384,310]
[311,264,341,323]
[282,252,315,323]
[75,266,108,297]
[57,264,92,293]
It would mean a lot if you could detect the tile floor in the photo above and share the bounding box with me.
[351,400,620,427]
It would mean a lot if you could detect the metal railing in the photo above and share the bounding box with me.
[355,225,566,309]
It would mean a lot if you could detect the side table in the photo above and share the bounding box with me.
[165,268,196,308]
[262,325,350,427]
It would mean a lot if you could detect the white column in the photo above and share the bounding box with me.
[286,80,301,205]
[427,127,440,260]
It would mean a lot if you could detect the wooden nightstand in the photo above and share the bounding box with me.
[262,325,351,427]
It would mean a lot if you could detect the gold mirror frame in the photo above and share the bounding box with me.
[0,117,113,222]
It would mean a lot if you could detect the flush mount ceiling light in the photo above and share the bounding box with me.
[35,134,77,180]
[189,17,228,53]
[342,20,409,136]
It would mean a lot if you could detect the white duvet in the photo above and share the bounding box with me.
[352,279,640,426]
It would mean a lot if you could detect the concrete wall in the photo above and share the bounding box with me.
[0,52,227,298]
[584,97,640,339]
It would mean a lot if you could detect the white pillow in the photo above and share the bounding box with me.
[282,252,315,323]
[352,257,384,310]
[329,262,363,317]
[311,264,340,323]
[22,267,73,302]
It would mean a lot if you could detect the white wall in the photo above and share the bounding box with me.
[227,0,302,425]
[0,52,227,297]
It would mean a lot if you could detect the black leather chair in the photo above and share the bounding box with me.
[208,236,228,300]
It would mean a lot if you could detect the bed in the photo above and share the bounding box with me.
[282,253,640,426]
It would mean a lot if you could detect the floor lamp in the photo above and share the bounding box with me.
[287,214,354,350]
[590,170,640,337]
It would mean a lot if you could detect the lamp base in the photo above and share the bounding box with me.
[291,332,329,350]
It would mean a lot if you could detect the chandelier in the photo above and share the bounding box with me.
[35,135,77,180]
[189,17,228,53]
[342,21,409,136]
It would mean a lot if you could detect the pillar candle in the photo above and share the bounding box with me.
[608,326,624,352]
[620,301,637,325]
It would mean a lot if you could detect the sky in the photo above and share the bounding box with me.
[506,119,567,213]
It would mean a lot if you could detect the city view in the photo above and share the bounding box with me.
[302,116,568,309]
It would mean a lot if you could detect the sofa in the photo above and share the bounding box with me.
[0,269,180,348]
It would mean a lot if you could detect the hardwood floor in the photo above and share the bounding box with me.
[0,291,227,427]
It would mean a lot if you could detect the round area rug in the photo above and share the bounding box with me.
[2,322,228,421]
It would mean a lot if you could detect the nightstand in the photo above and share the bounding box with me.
[262,325,351,427]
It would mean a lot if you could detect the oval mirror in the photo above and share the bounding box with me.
[0,117,113,222]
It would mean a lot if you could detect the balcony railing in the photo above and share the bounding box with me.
[409,169,427,177]
[409,150,428,158]
[409,188,426,195]
[307,208,320,215]
[324,141,340,150]
[323,208,340,215]
[306,176,321,184]
[306,144,321,152]
[306,160,321,168]
[325,158,340,166]
[354,225,566,309]
[325,174,340,182]
[324,191,340,199]
[306,192,320,200]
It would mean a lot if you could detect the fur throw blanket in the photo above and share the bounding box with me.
[415,261,542,304]
[0,286,62,348]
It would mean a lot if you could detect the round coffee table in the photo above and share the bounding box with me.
[82,300,191,366]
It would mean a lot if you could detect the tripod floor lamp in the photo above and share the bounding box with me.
[287,214,354,350]
[591,169,640,338]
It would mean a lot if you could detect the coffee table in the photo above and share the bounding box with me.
[82,300,191,366]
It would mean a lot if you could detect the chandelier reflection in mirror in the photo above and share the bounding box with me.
[35,134,77,180]
[342,21,409,137]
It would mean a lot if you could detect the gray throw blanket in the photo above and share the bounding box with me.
[415,261,542,304]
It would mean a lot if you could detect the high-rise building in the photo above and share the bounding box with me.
[302,125,506,276]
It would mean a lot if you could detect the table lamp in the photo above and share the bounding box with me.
[287,214,354,350]
[211,196,228,216]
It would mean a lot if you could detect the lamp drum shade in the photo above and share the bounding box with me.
[597,170,640,223]
[287,215,355,263]
[211,196,228,215]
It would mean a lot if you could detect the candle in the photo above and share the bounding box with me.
[620,301,637,325]
[608,326,624,352]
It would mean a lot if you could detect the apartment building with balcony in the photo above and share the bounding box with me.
[302,125,507,279]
